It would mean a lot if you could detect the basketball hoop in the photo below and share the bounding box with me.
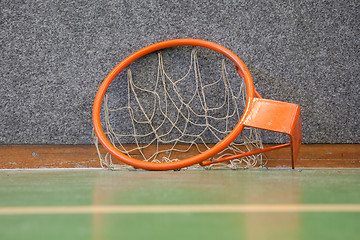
[93,39,301,170]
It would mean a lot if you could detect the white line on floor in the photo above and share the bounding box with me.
[0,204,360,215]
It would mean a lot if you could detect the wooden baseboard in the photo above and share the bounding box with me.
[263,144,360,168]
[0,144,359,169]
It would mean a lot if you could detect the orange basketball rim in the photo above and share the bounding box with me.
[92,39,302,170]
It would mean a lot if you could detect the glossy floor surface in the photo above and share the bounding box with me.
[0,169,359,240]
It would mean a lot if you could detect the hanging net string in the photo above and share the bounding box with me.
[93,49,266,170]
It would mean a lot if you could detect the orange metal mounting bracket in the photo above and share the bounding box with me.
[201,98,302,169]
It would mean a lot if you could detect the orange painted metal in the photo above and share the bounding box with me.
[243,98,302,169]
[243,98,301,135]
[92,39,302,170]
[200,143,291,166]
[200,99,302,168]
[290,114,302,168]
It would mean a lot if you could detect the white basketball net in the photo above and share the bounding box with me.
[93,49,266,170]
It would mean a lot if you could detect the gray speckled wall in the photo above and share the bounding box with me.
[1,0,359,144]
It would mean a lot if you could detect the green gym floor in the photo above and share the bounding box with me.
[0,169,359,240]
